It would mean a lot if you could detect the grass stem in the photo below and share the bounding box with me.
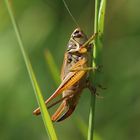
[88,0,106,140]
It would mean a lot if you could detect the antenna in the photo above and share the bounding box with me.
[62,0,80,27]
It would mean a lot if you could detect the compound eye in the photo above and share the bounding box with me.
[74,30,80,34]
[73,29,83,38]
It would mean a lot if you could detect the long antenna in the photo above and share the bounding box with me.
[62,0,80,27]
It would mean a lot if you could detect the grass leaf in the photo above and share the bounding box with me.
[4,0,58,139]
[45,49,60,85]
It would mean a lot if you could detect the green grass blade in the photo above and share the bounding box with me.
[45,49,60,85]
[4,0,58,139]
[28,63,58,140]
[75,116,87,139]
[87,1,99,140]
[88,0,106,140]
[98,0,106,35]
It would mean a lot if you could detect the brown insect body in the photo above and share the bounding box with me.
[55,28,92,121]
[33,28,95,122]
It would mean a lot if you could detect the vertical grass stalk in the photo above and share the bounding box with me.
[88,0,106,140]
[45,49,60,85]
[4,0,58,139]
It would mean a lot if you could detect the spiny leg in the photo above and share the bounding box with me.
[33,91,75,115]
[86,80,103,98]
[87,82,97,96]
[51,101,66,122]
[47,93,74,109]
[56,105,76,122]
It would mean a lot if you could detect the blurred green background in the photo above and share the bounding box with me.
[0,0,140,140]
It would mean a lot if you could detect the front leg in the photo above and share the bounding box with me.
[81,33,98,48]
